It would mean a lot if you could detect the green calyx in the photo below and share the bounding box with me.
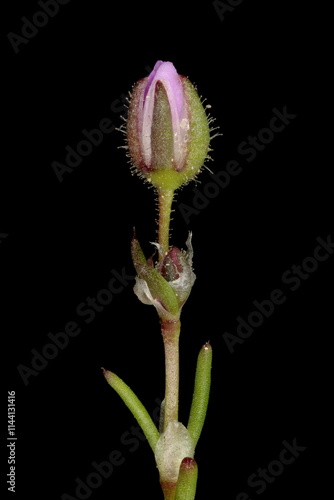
[147,78,211,192]
[151,81,174,171]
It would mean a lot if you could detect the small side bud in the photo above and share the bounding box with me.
[131,235,180,320]
[158,232,196,308]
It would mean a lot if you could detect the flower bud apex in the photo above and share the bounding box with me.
[127,61,211,191]
[158,233,196,308]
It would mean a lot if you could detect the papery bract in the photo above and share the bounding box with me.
[154,420,195,484]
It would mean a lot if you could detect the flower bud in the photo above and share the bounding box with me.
[131,235,180,321]
[126,61,211,191]
[131,233,195,318]
[158,233,195,308]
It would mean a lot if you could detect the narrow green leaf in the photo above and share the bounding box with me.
[103,369,160,452]
[175,457,198,500]
[187,342,212,447]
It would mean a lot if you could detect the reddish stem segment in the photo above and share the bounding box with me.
[161,481,177,500]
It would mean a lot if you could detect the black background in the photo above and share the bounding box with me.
[2,1,331,499]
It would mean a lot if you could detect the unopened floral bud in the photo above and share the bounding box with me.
[126,60,211,191]
[131,233,195,318]
[131,235,180,321]
[158,233,195,307]
[159,246,183,281]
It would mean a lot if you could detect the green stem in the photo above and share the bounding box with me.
[161,318,181,430]
[157,188,175,260]
[187,342,212,447]
[102,369,159,452]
